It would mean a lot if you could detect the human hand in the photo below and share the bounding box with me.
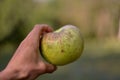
[0,24,57,80]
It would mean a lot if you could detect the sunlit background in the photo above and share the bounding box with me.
[0,0,120,80]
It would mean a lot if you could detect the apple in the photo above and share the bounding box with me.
[40,25,84,66]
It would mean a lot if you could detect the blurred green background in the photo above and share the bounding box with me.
[0,0,120,80]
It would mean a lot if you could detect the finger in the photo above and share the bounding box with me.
[45,63,57,73]
[38,62,57,74]
[27,24,53,40]
[23,24,53,47]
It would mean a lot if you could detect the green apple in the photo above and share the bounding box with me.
[40,25,84,66]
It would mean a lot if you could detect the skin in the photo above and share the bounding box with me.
[0,24,57,80]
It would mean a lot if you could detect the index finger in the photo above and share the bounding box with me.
[23,24,53,47]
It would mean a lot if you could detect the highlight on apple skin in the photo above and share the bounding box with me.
[40,25,84,66]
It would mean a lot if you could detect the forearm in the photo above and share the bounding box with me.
[0,69,29,80]
[0,69,17,80]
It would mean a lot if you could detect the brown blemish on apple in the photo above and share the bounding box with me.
[61,49,64,53]
[68,32,73,38]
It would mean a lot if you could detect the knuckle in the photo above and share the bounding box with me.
[34,24,41,29]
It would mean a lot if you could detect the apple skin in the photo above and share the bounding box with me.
[40,25,84,66]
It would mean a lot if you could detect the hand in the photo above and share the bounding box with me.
[0,24,57,80]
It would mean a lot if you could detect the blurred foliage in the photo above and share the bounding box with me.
[0,0,120,80]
